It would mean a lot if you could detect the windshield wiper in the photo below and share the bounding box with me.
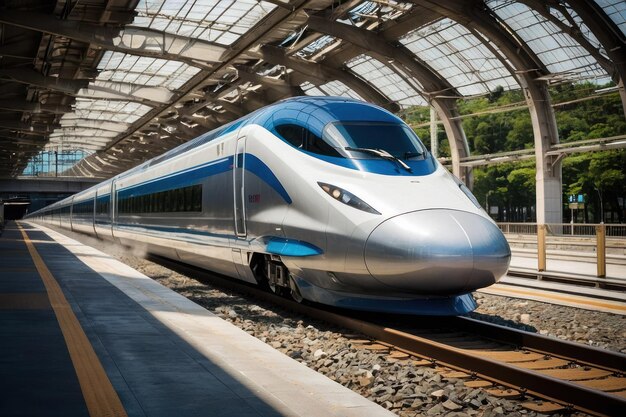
[404,151,425,160]
[345,147,412,172]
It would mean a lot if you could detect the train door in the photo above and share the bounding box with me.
[110,180,117,239]
[233,136,247,237]
[232,135,257,283]
[93,190,98,237]
[69,196,74,231]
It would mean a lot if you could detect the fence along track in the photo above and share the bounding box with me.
[498,223,626,238]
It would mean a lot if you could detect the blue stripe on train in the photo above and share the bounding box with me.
[245,154,292,204]
[117,154,292,204]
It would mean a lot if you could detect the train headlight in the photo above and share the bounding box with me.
[318,182,381,215]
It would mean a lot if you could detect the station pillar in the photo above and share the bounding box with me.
[536,163,563,225]
[527,81,563,225]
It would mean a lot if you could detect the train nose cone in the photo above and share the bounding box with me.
[364,210,510,294]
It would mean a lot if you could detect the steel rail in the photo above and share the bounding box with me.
[147,255,626,416]
[452,316,626,372]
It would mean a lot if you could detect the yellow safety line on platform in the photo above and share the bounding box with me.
[18,224,128,417]
[483,285,626,312]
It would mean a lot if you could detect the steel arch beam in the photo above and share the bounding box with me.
[0,121,58,133]
[88,81,174,104]
[561,0,626,117]
[0,100,72,114]
[417,0,563,224]
[0,11,227,67]
[66,0,321,178]
[236,67,306,97]
[0,128,50,137]
[58,119,131,133]
[0,135,46,145]
[306,15,471,181]
[260,45,400,113]
[0,68,87,95]
[0,68,166,106]
[306,16,453,94]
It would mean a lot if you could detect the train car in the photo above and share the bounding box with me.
[26,97,510,315]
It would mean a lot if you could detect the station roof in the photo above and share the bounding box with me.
[0,0,624,178]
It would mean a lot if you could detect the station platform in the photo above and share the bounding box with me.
[477,252,626,315]
[0,221,395,417]
[509,251,626,282]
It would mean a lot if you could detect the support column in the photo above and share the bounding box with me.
[415,0,563,222]
[430,106,438,158]
[526,81,562,225]
[431,98,472,185]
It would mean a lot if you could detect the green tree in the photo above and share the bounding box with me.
[402,82,625,222]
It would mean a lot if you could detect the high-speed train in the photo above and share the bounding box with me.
[26,97,510,315]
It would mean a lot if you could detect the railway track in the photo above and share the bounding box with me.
[147,254,626,416]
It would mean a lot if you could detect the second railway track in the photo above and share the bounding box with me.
[150,254,626,416]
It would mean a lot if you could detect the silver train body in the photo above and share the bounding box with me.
[26,97,510,315]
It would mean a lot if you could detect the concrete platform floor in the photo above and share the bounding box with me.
[0,221,396,417]
[510,251,626,282]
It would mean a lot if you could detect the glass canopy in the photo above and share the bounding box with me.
[488,0,610,83]
[400,18,519,96]
[30,0,620,177]
[347,55,427,107]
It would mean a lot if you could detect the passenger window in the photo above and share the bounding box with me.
[165,191,171,212]
[275,124,304,148]
[192,185,202,212]
[177,188,185,212]
[158,192,164,212]
[185,187,192,211]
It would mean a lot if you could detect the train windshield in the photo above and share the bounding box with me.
[322,122,427,160]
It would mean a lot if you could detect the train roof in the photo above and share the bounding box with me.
[126,96,403,174]
[27,97,405,216]
[265,96,403,124]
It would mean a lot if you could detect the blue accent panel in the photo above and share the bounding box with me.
[266,237,323,257]
[245,154,292,204]
[222,119,245,135]
[305,152,438,176]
